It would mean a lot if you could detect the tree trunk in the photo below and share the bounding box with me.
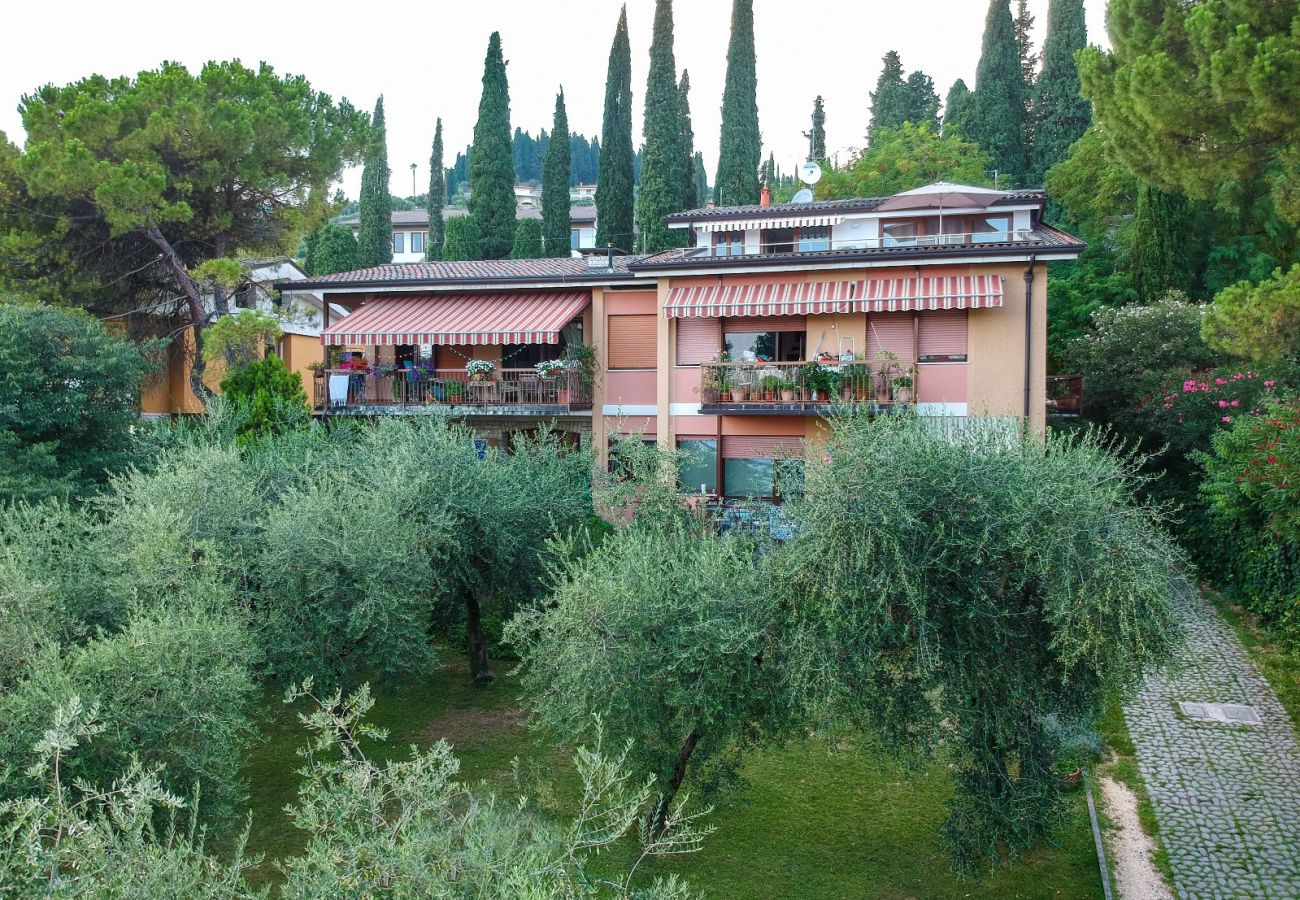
[143,225,213,407]
[212,235,231,316]
[648,728,701,834]
[465,590,495,684]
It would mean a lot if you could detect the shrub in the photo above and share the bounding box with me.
[219,354,310,440]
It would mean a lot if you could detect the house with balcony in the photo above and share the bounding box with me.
[280,181,1083,498]
[342,206,600,263]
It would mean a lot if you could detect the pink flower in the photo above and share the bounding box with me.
[1216,377,1227,385]
[1219,400,1230,408]
[1199,382,1209,391]
[1222,416,1233,423]
[1163,403,1173,409]
[1268,456,1279,464]
[1265,380,1276,388]
[1183,380,1198,392]
[1231,400,1240,407]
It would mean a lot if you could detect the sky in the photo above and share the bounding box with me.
[0,0,1110,200]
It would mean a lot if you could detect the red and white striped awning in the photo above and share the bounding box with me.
[664,281,860,319]
[321,292,589,346]
[696,215,843,232]
[664,275,1003,319]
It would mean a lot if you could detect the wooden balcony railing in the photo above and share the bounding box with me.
[314,367,593,412]
[698,361,915,410]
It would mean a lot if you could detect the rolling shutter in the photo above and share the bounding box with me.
[918,310,968,361]
[721,435,804,459]
[866,313,916,368]
[608,315,656,369]
[676,317,721,365]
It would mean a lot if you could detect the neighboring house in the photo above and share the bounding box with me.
[341,207,600,263]
[141,257,346,415]
[570,183,597,201]
[281,182,1083,500]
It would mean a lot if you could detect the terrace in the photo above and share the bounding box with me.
[314,366,593,415]
[697,359,914,415]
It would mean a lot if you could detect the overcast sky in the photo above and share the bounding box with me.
[0,0,1109,200]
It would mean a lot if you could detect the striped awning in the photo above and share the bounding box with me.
[664,281,860,319]
[321,291,589,346]
[664,275,1003,319]
[697,215,842,232]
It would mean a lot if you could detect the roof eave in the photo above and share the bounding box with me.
[276,271,637,293]
[627,240,1086,273]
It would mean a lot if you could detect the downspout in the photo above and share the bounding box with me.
[1023,256,1037,422]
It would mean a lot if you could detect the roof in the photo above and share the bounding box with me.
[664,189,1047,225]
[281,255,643,291]
[630,223,1084,272]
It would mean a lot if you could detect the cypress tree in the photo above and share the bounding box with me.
[692,151,708,207]
[969,0,1028,184]
[806,95,827,161]
[357,96,393,268]
[868,51,909,142]
[541,90,572,257]
[1030,0,1090,184]
[904,71,941,131]
[510,218,544,259]
[308,224,360,276]
[596,5,634,251]
[442,215,482,261]
[713,0,761,207]
[943,79,975,137]
[468,32,517,260]
[426,118,446,260]
[636,0,689,252]
[677,70,699,210]
[1131,185,1193,301]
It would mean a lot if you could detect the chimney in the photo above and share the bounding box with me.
[760,183,771,207]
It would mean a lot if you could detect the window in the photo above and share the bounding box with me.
[798,226,831,252]
[392,232,406,254]
[918,310,968,362]
[502,343,562,368]
[881,220,919,247]
[970,215,1011,243]
[761,227,795,254]
[676,317,721,365]
[720,436,804,500]
[411,231,424,254]
[570,228,580,249]
[677,439,718,494]
[607,315,656,369]
[723,330,805,363]
[712,231,745,257]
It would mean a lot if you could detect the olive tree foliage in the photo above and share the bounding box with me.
[277,681,708,899]
[774,414,1183,871]
[0,697,263,899]
[509,523,788,831]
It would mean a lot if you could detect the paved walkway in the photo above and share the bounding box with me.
[1123,582,1300,899]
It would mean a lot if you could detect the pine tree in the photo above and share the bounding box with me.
[442,215,482,261]
[969,0,1028,184]
[904,71,941,131]
[713,0,761,207]
[426,118,446,260]
[1030,0,1089,185]
[943,79,975,137]
[1131,184,1193,301]
[677,70,699,210]
[357,96,393,268]
[868,51,909,142]
[541,90,572,258]
[510,218,544,259]
[692,151,708,206]
[307,224,360,276]
[596,5,634,251]
[805,95,827,161]
[636,0,690,252]
[468,32,517,260]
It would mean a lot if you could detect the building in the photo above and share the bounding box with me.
[570,183,597,201]
[141,257,343,415]
[341,206,599,264]
[282,182,1083,500]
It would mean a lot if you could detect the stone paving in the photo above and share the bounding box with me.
[1123,581,1300,899]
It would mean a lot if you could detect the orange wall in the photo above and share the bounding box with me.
[916,363,968,404]
[605,370,656,406]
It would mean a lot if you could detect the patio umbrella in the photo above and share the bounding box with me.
[874,181,1008,212]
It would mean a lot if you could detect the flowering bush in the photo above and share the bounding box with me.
[465,359,496,379]
[535,359,565,379]
[1145,367,1283,459]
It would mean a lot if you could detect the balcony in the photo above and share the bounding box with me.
[314,367,593,416]
[698,361,914,415]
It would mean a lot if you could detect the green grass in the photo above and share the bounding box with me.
[1208,592,1300,730]
[235,652,1103,898]
[1097,703,1173,887]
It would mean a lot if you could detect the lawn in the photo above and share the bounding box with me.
[236,652,1103,898]
[1209,591,1300,731]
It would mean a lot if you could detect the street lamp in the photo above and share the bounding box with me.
[410,163,417,199]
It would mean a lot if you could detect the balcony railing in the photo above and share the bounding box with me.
[699,229,1036,258]
[1046,374,1083,417]
[698,361,914,412]
[314,368,593,413]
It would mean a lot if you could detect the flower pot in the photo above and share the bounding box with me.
[734,387,750,402]
[893,385,913,404]
[720,391,733,403]
[763,391,776,402]
[780,389,796,402]
[558,388,570,404]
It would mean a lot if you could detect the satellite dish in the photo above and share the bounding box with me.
[791,188,814,204]
[798,160,823,185]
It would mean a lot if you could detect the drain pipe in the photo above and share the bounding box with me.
[1023,256,1037,422]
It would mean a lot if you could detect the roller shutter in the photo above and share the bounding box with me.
[608,315,656,369]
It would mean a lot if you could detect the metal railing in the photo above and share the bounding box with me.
[314,367,593,412]
[699,360,915,408]
[1046,374,1083,416]
[701,230,1035,258]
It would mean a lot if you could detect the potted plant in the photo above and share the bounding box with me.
[536,359,564,380]
[559,344,597,405]
[874,351,899,404]
[719,375,734,403]
[444,380,465,405]
[731,363,754,402]
[891,369,915,404]
[760,374,782,402]
[307,360,326,378]
[779,379,797,402]
[466,359,496,382]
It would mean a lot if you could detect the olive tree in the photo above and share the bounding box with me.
[775,414,1182,870]
[509,524,789,830]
